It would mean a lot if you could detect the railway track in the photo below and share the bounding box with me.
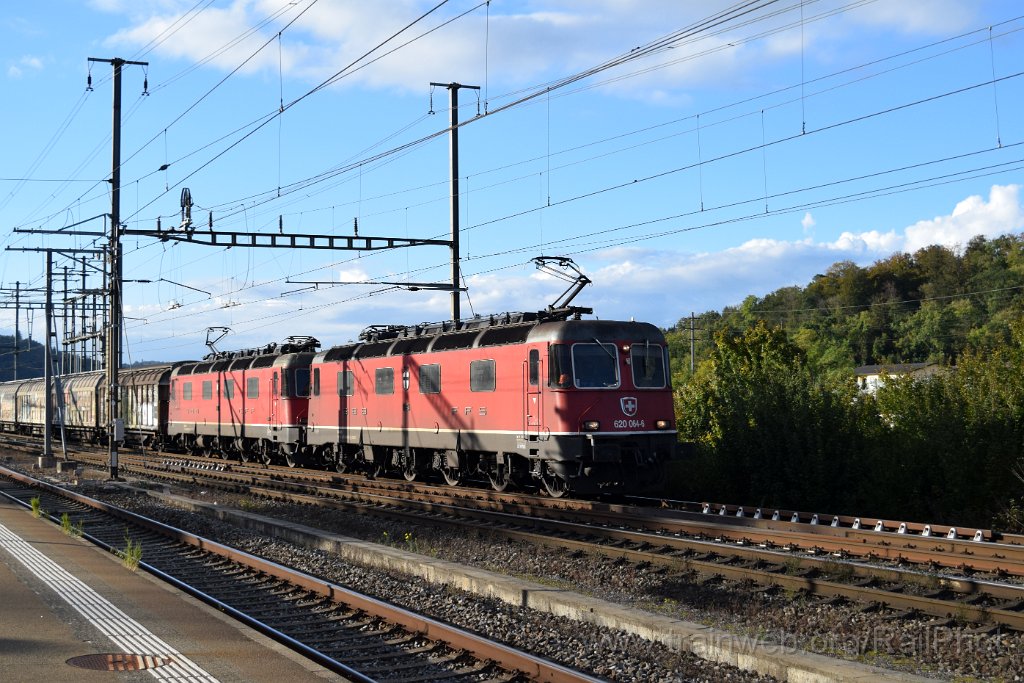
[0,465,601,683]
[30,447,1019,633]
[13,439,1024,631]
[117,449,1024,574]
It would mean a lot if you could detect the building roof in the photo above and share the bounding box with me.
[853,362,937,376]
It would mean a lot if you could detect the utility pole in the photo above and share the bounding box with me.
[80,263,87,372]
[89,56,147,480]
[61,266,68,375]
[14,281,20,380]
[42,252,53,460]
[430,82,479,323]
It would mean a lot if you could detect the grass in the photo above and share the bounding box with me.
[29,496,44,519]
[60,512,84,538]
[117,530,143,571]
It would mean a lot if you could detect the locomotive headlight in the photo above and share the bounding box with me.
[655,419,670,429]
[582,420,601,431]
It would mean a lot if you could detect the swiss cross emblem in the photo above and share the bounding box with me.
[620,397,637,417]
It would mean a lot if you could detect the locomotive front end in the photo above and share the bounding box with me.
[529,319,677,495]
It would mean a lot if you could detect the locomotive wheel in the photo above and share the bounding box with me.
[402,465,418,482]
[440,466,462,487]
[488,467,510,493]
[542,474,569,498]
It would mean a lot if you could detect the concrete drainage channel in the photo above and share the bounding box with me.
[143,488,937,683]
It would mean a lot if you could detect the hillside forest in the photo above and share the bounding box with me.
[665,233,1024,529]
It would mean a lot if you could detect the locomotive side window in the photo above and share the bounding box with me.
[528,350,539,386]
[630,343,667,388]
[419,364,441,394]
[183,382,193,400]
[170,380,175,399]
[312,368,320,397]
[273,372,279,397]
[224,379,235,399]
[246,377,259,399]
[338,371,354,396]
[375,368,395,395]
[202,381,213,400]
[293,368,311,397]
[571,343,620,389]
[471,360,495,392]
[548,344,572,388]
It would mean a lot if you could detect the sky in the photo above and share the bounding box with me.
[1,0,1023,363]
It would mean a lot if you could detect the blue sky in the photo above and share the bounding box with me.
[1,0,1023,362]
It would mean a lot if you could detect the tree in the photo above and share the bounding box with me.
[675,322,863,510]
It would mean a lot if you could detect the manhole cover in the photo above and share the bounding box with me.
[67,653,172,671]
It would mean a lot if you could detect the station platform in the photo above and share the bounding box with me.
[0,491,344,682]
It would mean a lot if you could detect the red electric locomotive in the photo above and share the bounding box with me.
[305,309,676,496]
[166,337,318,465]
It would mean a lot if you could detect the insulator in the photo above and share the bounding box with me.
[86,74,93,91]
[208,211,213,229]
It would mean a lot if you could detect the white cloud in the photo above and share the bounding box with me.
[801,211,815,233]
[7,55,44,79]
[827,229,901,253]
[93,1,985,98]
[903,185,1024,254]
[850,0,977,35]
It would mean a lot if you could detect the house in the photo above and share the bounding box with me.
[853,362,942,394]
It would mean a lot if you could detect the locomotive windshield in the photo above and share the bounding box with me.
[571,342,620,388]
[630,343,668,388]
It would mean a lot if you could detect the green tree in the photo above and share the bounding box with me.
[675,322,863,510]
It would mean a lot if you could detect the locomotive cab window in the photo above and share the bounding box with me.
[419,364,441,394]
[630,343,667,388]
[470,360,495,392]
[528,350,539,386]
[571,342,620,389]
[375,367,395,395]
[548,344,572,388]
